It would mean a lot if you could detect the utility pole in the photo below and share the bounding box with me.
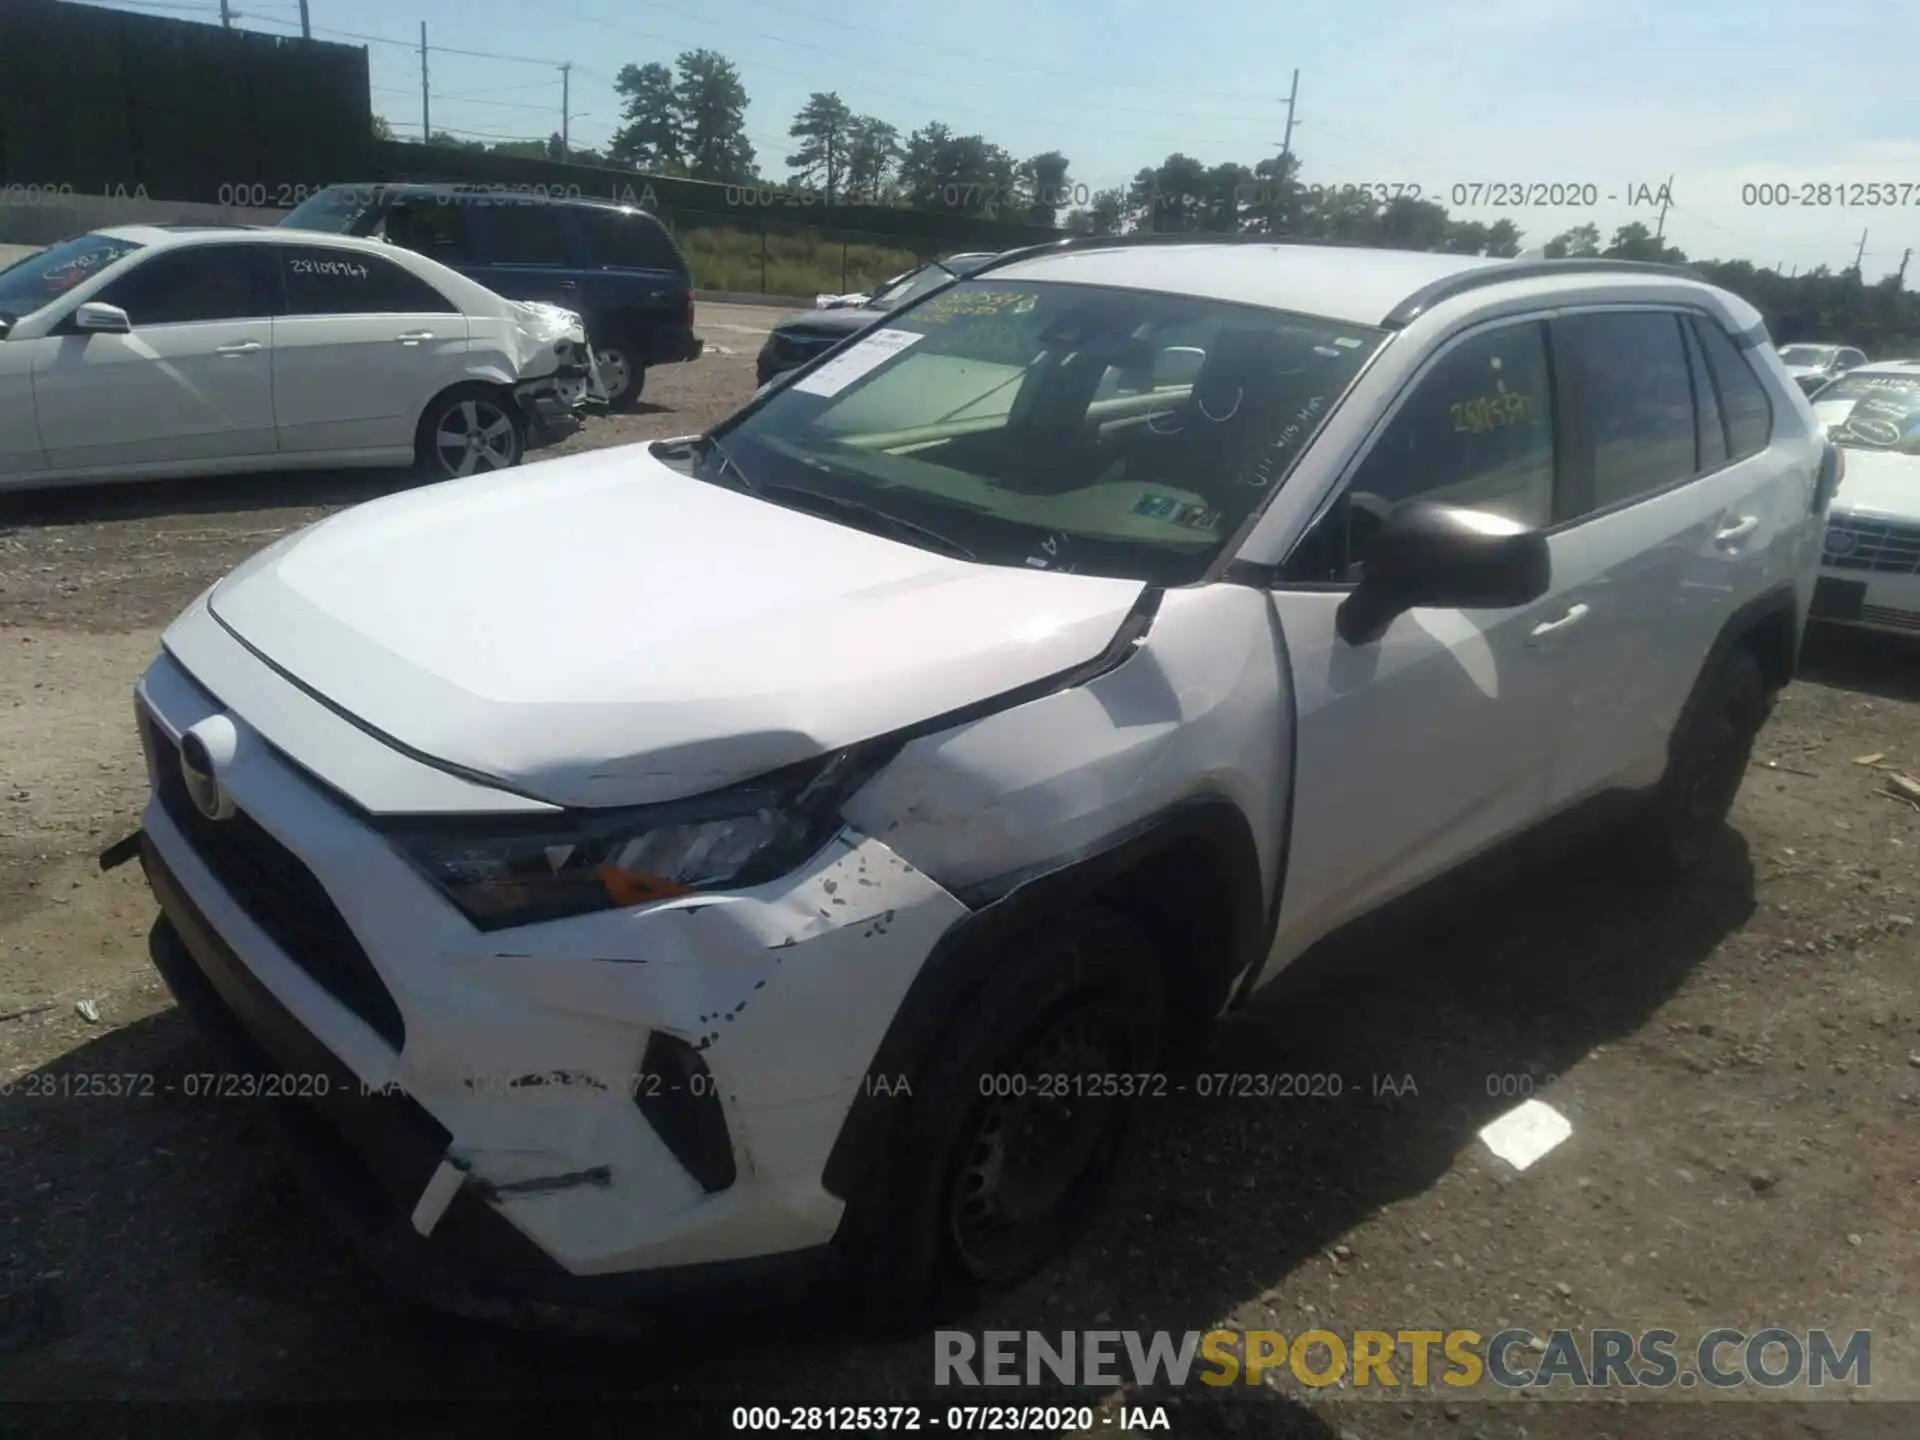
[1653,174,1675,240]
[1897,247,1912,287]
[419,23,430,143]
[560,62,571,160]
[298,0,310,39]
[219,0,232,26]
[1853,228,1868,272]
[1269,68,1299,235]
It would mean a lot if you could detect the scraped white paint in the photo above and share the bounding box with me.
[1478,1099,1571,1170]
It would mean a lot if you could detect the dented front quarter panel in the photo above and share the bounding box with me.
[842,583,1292,911]
[388,828,966,1271]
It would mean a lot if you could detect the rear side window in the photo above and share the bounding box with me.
[480,203,572,266]
[575,209,685,272]
[1557,311,1697,511]
[95,243,275,324]
[384,200,474,264]
[1692,318,1773,459]
[1680,320,1728,471]
[278,246,458,316]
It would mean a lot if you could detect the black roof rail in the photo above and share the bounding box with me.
[1381,258,1708,329]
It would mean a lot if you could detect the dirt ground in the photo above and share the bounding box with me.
[1,306,1917,1436]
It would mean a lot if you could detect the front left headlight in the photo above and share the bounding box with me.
[385,747,884,931]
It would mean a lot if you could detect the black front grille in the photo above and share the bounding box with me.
[145,713,407,1050]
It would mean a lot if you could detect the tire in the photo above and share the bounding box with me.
[833,907,1165,1335]
[415,384,526,480]
[593,333,646,412]
[1625,644,1772,880]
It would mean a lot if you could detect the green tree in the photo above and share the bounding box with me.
[1544,223,1602,258]
[844,116,900,202]
[1484,218,1523,258]
[609,62,683,172]
[371,114,396,142]
[675,49,756,184]
[1015,150,1071,227]
[1603,221,1685,263]
[1129,154,1210,232]
[786,92,855,200]
[898,124,1014,215]
[426,130,486,152]
[1065,186,1128,235]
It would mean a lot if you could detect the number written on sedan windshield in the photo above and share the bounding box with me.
[288,258,371,280]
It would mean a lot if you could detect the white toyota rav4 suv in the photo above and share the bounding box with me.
[124,238,1833,1333]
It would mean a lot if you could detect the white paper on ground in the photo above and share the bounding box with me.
[791,327,924,396]
[1477,1098,1571,1171]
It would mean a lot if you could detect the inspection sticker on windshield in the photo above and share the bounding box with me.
[791,328,924,396]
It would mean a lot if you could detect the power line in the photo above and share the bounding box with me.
[730,0,1283,103]
[515,0,1284,144]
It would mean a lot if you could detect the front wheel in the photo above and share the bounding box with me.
[416,385,525,480]
[1626,645,1772,879]
[834,907,1165,1334]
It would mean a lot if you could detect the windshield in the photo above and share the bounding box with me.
[699,278,1387,584]
[1812,372,1920,452]
[280,186,382,235]
[867,262,957,311]
[0,232,145,322]
[1778,345,1836,366]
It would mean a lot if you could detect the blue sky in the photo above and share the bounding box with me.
[105,0,1920,277]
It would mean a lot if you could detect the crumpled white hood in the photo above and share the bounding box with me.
[503,299,605,400]
[201,445,1147,808]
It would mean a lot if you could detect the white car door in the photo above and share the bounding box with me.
[32,242,278,472]
[1265,316,1593,962]
[269,244,470,456]
[1536,308,1797,808]
[0,331,46,482]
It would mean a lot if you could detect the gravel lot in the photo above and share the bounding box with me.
[1,305,1917,1434]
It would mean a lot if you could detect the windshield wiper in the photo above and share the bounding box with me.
[759,484,977,560]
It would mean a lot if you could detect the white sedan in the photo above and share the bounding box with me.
[0,225,599,491]
[1808,361,1920,637]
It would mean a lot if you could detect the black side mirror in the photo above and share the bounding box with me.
[1335,500,1552,646]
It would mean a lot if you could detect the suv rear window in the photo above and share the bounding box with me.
[575,209,684,272]
[482,203,572,266]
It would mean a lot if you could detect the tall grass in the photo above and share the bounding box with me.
[674,223,921,295]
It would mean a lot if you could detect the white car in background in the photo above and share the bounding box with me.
[1808,361,1920,636]
[0,226,598,492]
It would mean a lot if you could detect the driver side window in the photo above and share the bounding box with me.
[1285,320,1556,583]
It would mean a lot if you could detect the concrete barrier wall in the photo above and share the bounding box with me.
[0,193,286,247]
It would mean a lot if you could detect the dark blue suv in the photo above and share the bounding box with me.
[280,184,700,410]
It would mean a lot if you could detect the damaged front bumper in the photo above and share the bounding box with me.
[133,647,969,1327]
[143,847,829,1331]
[507,301,610,440]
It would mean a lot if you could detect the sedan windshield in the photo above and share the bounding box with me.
[0,233,145,322]
[1813,372,1920,451]
[698,278,1387,584]
[1779,345,1836,366]
[280,186,381,235]
[868,262,959,312]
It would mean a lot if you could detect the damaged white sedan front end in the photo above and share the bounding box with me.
[503,299,607,440]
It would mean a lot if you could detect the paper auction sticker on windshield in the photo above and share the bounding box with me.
[791,328,924,397]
